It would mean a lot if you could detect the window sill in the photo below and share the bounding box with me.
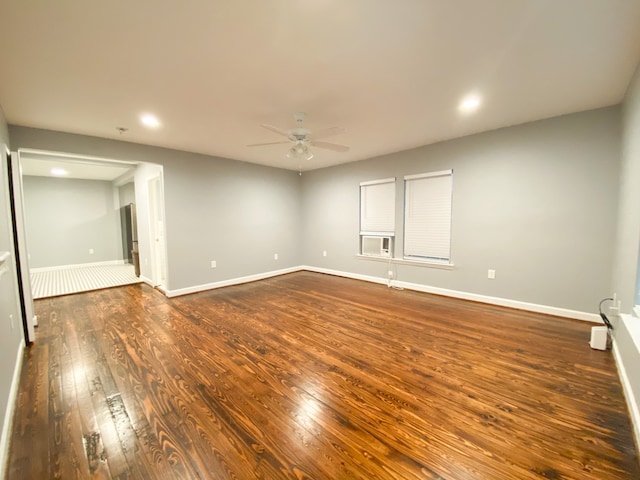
[356,255,454,270]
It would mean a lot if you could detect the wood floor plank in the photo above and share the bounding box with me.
[7,343,48,479]
[6,271,640,479]
[47,308,90,480]
[62,303,115,479]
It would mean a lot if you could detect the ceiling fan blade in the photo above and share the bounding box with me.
[310,141,350,152]
[261,124,290,138]
[247,141,291,147]
[311,126,345,140]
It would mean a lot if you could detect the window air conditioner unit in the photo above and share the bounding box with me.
[362,236,391,257]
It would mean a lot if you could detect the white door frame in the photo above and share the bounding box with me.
[8,151,36,343]
[148,175,167,289]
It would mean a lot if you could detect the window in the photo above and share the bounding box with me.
[404,170,453,263]
[360,178,395,255]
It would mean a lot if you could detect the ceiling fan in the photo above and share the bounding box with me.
[247,112,349,160]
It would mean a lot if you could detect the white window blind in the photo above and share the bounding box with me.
[404,170,452,262]
[360,178,395,235]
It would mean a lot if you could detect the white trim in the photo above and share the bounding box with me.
[611,326,640,451]
[359,231,395,237]
[0,342,25,479]
[113,170,135,187]
[139,275,155,288]
[31,259,126,273]
[18,148,137,168]
[402,256,453,266]
[359,177,395,186]
[404,169,452,181]
[393,279,600,322]
[165,266,303,298]
[162,264,600,322]
[356,254,454,270]
[303,266,388,287]
[302,265,600,322]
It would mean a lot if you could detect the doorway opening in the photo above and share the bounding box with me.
[11,149,168,338]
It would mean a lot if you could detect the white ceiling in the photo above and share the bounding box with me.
[1,1,639,172]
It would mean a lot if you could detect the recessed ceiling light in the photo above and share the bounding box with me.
[50,168,68,176]
[140,113,160,128]
[458,95,481,114]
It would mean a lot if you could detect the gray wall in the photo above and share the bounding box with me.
[614,62,640,313]
[302,107,621,314]
[0,105,25,470]
[118,182,135,207]
[22,176,123,268]
[8,126,303,291]
[612,59,640,434]
[7,107,623,310]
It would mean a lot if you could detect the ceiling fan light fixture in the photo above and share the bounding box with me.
[249,113,349,161]
[286,141,314,160]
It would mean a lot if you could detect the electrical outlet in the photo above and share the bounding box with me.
[89,248,94,254]
[274,253,278,260]
[388,270,393,278]
[210,260,216,268]
[9,314,14,330]
[488,269,496,279]
[323,250,327,257]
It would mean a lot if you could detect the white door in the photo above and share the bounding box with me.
[9,151,36,342]
[148,175,167,288]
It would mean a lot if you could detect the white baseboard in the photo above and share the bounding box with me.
[612,334,640,452]
[612,314,640,450]
[165,266,303,298]
[163,264,599,322]
[302,266,389,287]
[301,266,601,323]
[31,259,126,273]
[0,341,25,478]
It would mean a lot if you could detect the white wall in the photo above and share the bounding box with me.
[302,107,621,316]
[22,176,123,268]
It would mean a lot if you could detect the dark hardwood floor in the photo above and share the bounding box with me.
[5,271,639,479]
